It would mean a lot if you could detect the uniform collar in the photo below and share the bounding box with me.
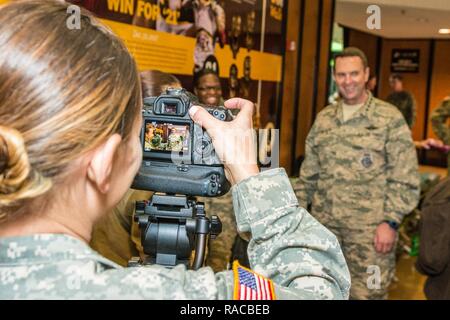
[0,233,120,268]
[336,91,375,125]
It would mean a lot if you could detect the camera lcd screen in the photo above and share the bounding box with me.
[144,120,190,153]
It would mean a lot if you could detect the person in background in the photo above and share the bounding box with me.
[386,73,417,129]
[294,47,420,300]
[414,138,448,151]
[416,176,450,299]
[366,73,377,96]
[193,69,223,106]
[431,95,450,174]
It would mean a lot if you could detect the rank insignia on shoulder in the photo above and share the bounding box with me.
[232,260,276,300]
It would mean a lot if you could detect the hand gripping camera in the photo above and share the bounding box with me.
[129,88,233,269]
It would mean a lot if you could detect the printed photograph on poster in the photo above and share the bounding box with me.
[68,0,284,129]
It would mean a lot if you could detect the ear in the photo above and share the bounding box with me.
[193,87,199,96]
[365,67,370,82]
[87,134,122,194]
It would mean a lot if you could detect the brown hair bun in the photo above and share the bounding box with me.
[0,125,51,212]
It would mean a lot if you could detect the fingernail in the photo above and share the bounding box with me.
[189,105,200,118]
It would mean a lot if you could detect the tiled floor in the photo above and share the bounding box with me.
[419,165,448,177]
[388,254,427,300]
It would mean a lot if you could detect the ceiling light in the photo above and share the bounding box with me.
[439,29,450,34]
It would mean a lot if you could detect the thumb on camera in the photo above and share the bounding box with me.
[189,105,222,134]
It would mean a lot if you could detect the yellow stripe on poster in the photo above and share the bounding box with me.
[0,0,282,83]
[101,19,282,82]
[101,19,196,76]
[215,47,282,82]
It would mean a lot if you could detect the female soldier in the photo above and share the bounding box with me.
[0,0,350,299]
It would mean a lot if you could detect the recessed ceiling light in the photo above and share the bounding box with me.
[439,29,450,34]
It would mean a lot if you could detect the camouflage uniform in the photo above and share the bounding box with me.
[431,96,450,174]
[294,92,420,300]
[0,169,350,299]
[203,192,237,272]
[386,91,417,129]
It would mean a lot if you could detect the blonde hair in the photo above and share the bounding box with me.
[0,1,142,221]
[140,70,181,97]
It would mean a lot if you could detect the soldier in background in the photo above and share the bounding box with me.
[294,47,420,299]
[366,73,377,96]
[431,95,450,174]
[0,1,351,300]
[386,73,417,129]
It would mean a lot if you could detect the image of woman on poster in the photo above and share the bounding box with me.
[244,11,256,52]
[228,15,242,59]
[194,29,215,72]
[192,0,226,72]
[228,64,239,99]
[240,56,251,98]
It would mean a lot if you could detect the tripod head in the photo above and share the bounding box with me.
[131,193,222,270]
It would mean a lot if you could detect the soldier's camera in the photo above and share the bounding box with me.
[132,88,233,197]
[129,88,232,269]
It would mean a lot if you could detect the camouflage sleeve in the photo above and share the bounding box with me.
[431,99,450,144]
[203,192,237,272]
[295,124,320,208]
[217,168,350,299]
[384,117,420,223]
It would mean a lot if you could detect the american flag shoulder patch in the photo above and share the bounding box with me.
[232,260,276,300]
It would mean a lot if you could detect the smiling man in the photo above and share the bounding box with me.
[294,47,420,300]
[194,69,223,106]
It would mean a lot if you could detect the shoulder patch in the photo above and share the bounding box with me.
[232,260,276,300]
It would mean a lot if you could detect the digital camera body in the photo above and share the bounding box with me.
[132,88,233,197]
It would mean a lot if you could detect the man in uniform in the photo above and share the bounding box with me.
[431,96,450,174]
[386,73,417,129]
[294,47,420,299]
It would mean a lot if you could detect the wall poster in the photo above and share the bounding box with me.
[66,0,285,129]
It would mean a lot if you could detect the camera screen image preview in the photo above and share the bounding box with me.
[144,121,190,153]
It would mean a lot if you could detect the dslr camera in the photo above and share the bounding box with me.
[130,88,233,268]
[132,88,233,197]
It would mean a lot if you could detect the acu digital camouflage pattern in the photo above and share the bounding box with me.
[203,192,237,272]
[326,225,397,300]
[0,168,351,299]
[431,96,450,174]
[294,92,420,299]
